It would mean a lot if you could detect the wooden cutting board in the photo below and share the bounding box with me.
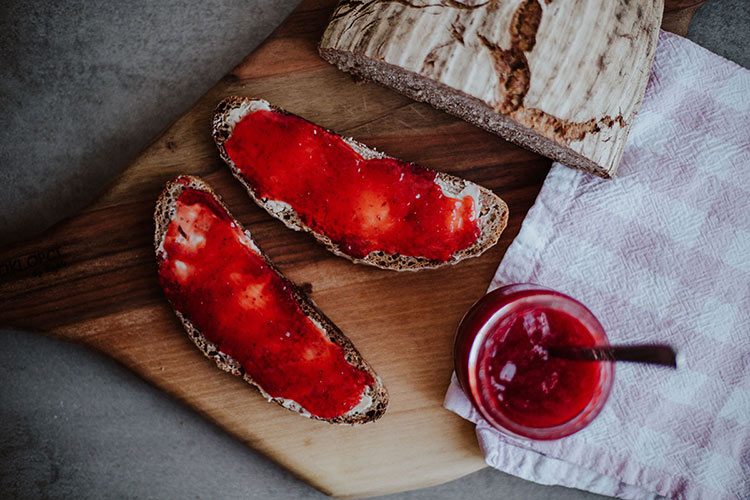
[0,1,700,497]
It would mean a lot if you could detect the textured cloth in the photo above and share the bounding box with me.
[444,31,750,499]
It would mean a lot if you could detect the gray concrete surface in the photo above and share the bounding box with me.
[1,1,748,498]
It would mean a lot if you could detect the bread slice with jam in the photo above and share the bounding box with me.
[154,175,388,424]
[212,97,508,271]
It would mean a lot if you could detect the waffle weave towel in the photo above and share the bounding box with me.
[444,31,750,499]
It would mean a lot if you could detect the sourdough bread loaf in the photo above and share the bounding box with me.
[318,0,663,177]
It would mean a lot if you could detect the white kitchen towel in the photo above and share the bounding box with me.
[444,31,750,499]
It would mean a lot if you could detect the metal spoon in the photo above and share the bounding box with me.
[547,344,679,368]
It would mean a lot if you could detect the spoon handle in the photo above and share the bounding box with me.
[548,344,678,368]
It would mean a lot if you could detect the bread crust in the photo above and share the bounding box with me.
[154,175,388,424]
[317,49,612,178]
[212,96,508,271]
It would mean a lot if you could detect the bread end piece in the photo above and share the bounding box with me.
[212,96,508,271]
[154,175,388,424]
[317,0,663,178]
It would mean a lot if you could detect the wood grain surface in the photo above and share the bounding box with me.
[0,1,700,497]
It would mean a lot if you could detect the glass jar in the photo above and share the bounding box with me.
[454,284,614,440]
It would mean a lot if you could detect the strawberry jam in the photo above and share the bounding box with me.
[157,184,373,419]
[223,107,480,261]
[455,284,614,439]
[479,308,600,428]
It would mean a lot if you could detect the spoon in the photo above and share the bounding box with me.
[547,344,679,368]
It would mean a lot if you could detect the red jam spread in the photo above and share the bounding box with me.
[223,108,480,261]
[157,185,373,419]
[478,307,600,428]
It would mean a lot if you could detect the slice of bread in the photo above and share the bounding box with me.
[154,175,388,424]
[212,96,508,271]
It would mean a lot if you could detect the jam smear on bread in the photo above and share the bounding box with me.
[157,180,374,419]
[223,108,480,262]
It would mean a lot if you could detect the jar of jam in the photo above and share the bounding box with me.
[454,284,614,440]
